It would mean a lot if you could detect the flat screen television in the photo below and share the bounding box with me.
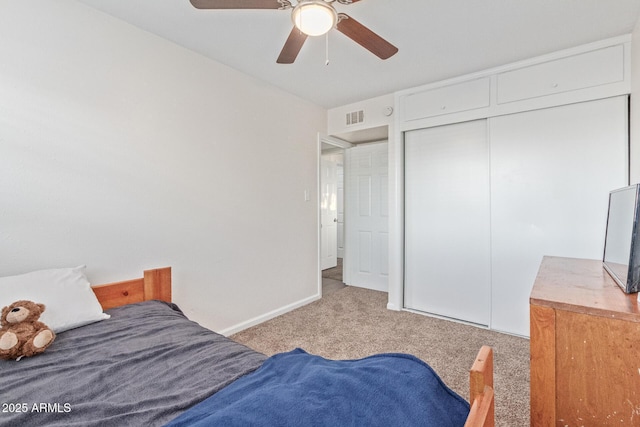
[603,184,640,293]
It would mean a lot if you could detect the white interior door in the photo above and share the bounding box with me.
[345,142,389,291]
[320,157,338,270]
[404,120,491,326]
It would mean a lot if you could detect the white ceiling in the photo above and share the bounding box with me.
[76,0,640,109]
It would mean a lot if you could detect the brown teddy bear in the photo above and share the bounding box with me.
[0,300,56,361]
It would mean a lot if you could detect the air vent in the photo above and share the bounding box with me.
[346,110,365,126]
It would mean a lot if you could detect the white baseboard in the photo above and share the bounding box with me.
[217,293,321,337]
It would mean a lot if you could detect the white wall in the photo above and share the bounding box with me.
[0,0,327,334]
[327,94,394,136]
[632,14,640,183]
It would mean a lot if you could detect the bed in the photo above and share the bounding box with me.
[1,266,494,427]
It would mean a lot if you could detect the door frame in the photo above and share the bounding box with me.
[317,133,353,296]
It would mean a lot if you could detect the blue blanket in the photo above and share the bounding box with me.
[165,348,469,427]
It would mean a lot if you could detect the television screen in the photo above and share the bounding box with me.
[603,184,640,293]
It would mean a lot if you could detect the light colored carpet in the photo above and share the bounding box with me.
[321,258,343,281]
[231,286,529,427]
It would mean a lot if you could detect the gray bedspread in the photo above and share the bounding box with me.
[0,300,266,427]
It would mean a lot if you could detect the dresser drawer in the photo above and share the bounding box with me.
[497,45,624,104]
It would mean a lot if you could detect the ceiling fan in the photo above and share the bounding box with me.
[189,0,398,64]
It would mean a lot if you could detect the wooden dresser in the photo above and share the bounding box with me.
[530,256,640,426]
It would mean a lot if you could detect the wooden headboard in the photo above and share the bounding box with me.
[91,267,172,310]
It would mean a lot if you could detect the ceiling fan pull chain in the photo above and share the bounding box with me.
[325,32,330,65]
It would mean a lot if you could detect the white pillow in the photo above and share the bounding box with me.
[0,266,110,333]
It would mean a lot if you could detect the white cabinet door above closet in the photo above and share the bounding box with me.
[404,120,491,326]
[490,96,628,336]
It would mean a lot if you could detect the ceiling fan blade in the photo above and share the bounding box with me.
[189,0,290,9]
[336,13,398,60]
[277,28,308,64]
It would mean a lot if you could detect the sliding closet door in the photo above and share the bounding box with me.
[404,120,490,326]
[490,96,628,336]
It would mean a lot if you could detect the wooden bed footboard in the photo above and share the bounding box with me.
[91,267,172,310]
[465,345,495,427]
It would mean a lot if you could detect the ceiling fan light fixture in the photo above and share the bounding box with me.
[292,1,337,37]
